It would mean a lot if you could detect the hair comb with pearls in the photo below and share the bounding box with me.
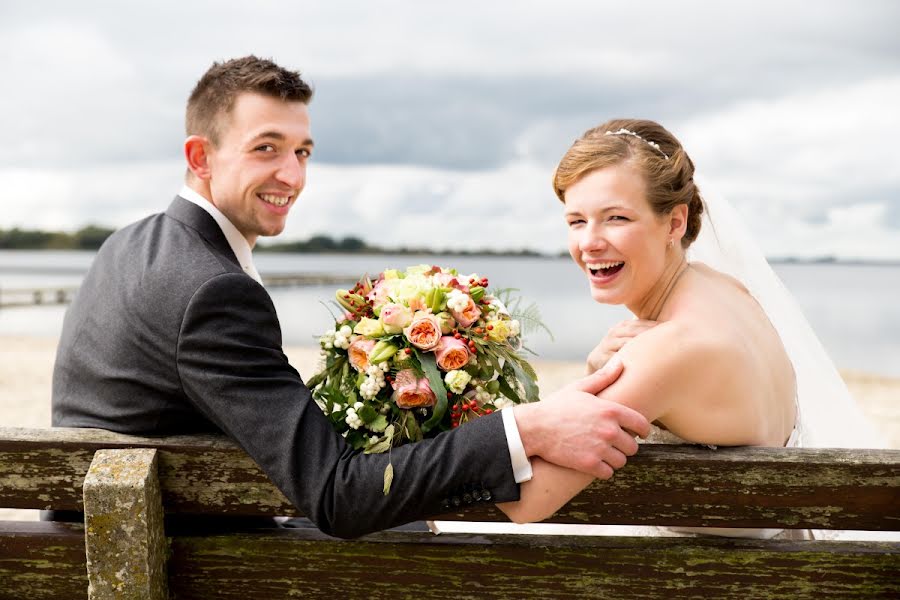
[604,128,670,160]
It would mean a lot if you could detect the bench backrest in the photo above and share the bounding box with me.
[1,426,898,599]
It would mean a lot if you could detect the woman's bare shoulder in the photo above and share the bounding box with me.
[607,321,738,423]
[621,317,737,367]
[616,318,773,444]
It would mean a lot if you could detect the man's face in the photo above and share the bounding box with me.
[205,92,313,246]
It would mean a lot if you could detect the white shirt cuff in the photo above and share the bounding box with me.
[501,406,533,483]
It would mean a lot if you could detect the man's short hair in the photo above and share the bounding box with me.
[186,55,313,145]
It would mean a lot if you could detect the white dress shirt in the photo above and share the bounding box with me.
[179,185,263,284]
[176,185,532,483]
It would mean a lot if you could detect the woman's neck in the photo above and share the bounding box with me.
[631,255,689,321]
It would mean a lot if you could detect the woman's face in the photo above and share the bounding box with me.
[564,163,672,309]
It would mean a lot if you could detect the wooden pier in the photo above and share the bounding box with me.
[0,273,359,308]
[0,286,79,308]
[261,273,359,288]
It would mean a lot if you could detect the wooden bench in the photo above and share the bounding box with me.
[1,426,898,599]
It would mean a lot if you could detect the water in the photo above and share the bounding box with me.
[1,250,898,377]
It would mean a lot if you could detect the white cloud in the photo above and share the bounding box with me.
[287,161,564,252]
[0,161,183,230]
[0,20,178,167]
[1,1,898,259]
[679,76,900,259]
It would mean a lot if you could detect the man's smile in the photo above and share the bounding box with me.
[259,193,291,207]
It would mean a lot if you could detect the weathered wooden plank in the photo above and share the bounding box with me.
[0,521,87,600]
[0,427,293,516]
[165,528,900,599]
[4,523,896,600]
[1,427,899,529]
[82,449,167,600]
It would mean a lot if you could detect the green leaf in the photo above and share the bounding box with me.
[383,462,394,495]
[306,370,326,389]
[497,376,523,404]
[345,429,366,450]
[364,423,395,454]
[403,411,423,442]
[492,289,553,341]
[486,350,503,376]
[369,414,389,433]
[507,356,540,403]
[358,404,378,424]
[365,438,393,454]
[418,352,449,432]
[307,354,346,390]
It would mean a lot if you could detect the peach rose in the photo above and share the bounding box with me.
[435,336,471,371]
[347,338,376,372]
[403,311,442,350]
[449,295,481,328]
[407,296,427,312]
[391,369,436,409]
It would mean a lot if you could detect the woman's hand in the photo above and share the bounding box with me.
[586,319,658,375]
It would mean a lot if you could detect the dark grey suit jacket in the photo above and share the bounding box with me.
[52,196,519,538]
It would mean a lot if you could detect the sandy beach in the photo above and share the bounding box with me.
[2,334,898,521]
[3,334,898,443]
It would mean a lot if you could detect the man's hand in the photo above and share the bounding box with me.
[586,319,657,375]
[514,356,651,480]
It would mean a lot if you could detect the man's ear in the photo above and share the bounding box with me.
[184,135,212,180]
[669,204,688,241]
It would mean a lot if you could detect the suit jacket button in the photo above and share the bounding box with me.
[462,493,473,504]
[482,490,492,501]
[451,495,461,507]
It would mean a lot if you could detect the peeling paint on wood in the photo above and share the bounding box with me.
[2,523,896,600]
[1,426,899,528]
[162,529,900,599]
[0,521,87,600]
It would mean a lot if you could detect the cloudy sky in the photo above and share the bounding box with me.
[2,1,898,258]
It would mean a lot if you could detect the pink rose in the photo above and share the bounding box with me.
[449,295,481,328]
[367,279,391,309]
[433,272,469,292]
[380,303,413,334]
[435,336,471,371]
[391,369,436,409]
[347,338,376,372]
[403,311,442,350]
[432,272,456,287]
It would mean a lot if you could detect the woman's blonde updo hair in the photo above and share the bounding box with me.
[553,119,704,248]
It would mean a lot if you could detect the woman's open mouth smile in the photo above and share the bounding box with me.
[586,261,624,283]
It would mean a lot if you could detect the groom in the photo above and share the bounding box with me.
[51,56,650,538]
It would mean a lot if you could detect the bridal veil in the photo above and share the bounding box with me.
[688,179,884,449]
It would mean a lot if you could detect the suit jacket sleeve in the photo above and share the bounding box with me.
[176,272,519,538]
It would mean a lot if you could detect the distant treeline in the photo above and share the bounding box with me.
[0,227,543,257]
[0,226,115,250]
[257,235,543,257]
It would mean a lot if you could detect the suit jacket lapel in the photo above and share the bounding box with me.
[165,196,240,268]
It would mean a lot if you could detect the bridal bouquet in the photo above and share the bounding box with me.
[308,264,543,487]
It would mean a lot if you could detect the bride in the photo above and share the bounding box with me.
[491,119,882,539]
